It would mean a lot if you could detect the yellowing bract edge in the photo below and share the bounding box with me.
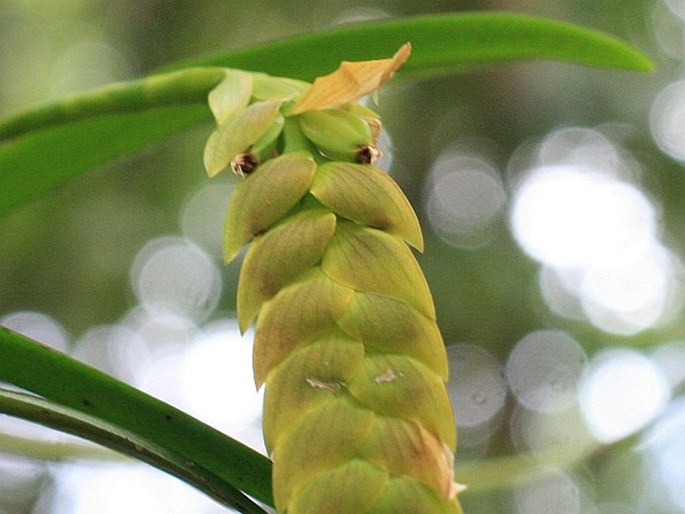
[289,43,412,114]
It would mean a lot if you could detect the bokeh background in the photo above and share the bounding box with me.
[2,0,685,512]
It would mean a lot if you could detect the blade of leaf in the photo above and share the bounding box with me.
[0,387,268,514]
[0,105,210,218]
[166,12,653,79]
[0,327,274,507]
[0,67,226,141]
[0,13,651,218]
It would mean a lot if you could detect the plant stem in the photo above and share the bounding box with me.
[0,328,274,507]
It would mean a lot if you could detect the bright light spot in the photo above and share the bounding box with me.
[137,352,187,410]
[122,310,198,395]
[650,80,685,162]
[0,455,46,509]
[579,349,670,442]
[507,330,586,413]
[538,246,682,336]
[652,341,685,388]
[511,166,657,268]
[651,1,685,60]
[644,398,685,511]
[0,311,69,352]
[581,248,671,312]
[46,463,228,514]
[181,182,234,258]
[373,127,395,171]
[665,0,685,21]
[180,321,265,453]
[593,502,636,514]
[71,324,150,384]
[538,127,621,176]
[446,344,506,445]
[509,405,594,456]
[332,6,392,24]
[123,308,197,353]
[130,236,222,323]
[509,139,678,335]
[425,150,506,248]
[580,245,682,335]
[538,266,585,321]
[513,468,582,514]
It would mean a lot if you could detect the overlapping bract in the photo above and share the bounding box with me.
[205,48,463,513]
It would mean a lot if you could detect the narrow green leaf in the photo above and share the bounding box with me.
[0,327,274,507]
[0,105,209,217]
[0,13,651,217]
[0,68,226,141]
[168,12,653,79]
[0,387,267,514]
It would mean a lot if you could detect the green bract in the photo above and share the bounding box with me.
[206,55,463,513]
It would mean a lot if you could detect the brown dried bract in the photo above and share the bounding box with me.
[290,43,411,114]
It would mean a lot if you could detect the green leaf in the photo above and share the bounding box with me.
[169,12,653,79]
[0,387,267,514]
[0,13,651,217]
[0,327,274,508]
[0,67,227,218]
[0,104,210,217]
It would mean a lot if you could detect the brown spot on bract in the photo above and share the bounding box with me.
[373,368,403,383]
[355,144,382,165]
[231,149,259,177]
[305,377,346,394]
